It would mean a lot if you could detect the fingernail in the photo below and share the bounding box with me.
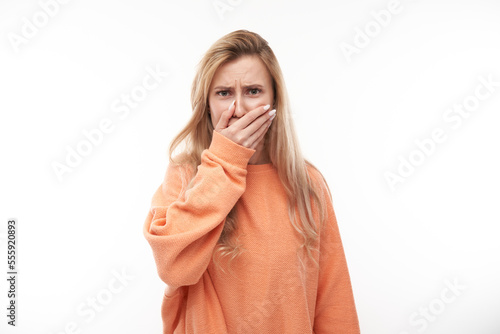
[263,104,271,111]
[268,109,276,117]
[229,100,235,109]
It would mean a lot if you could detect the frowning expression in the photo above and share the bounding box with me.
[208,54,274,128]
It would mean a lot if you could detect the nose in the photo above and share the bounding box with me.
[233,99,248,118]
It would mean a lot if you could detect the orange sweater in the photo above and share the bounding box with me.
[143,131,360,333]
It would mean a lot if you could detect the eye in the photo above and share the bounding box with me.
[216,90,229,97]
[248,88,261,95]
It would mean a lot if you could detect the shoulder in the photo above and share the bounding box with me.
[305,161,338,234]
[160,153,197,195]
[305,161,332,201]
[165,153,196,179]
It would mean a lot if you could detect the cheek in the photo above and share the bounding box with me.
[210,100,230,118]
[210,109,227,127]
[245,92,273,110]
[210,112,220,127]
[208,99,220,125]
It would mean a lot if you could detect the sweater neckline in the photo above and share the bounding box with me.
[246,162,275,173]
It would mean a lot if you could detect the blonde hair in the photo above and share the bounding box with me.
[168,30,331,273]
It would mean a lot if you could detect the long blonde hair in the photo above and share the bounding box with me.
[168,30,331,273]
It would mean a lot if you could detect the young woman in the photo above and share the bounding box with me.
[143,29,360,333]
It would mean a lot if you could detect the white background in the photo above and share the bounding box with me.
[1,0,499,333]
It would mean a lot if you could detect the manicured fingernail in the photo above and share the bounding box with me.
[263,104,271,111]
[268,109,276,116]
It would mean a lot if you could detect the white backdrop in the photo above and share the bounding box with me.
[1,0,499,333]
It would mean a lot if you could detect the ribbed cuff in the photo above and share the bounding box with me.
[208,131,256,169]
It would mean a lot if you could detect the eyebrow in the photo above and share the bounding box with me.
[213,84,264,91]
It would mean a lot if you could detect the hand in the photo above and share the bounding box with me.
[214,101,276,150]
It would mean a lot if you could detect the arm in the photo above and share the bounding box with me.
[143,131,255,289]
[311,170,361,333]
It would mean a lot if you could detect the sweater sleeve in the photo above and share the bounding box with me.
[310,169,361,334]
[143,131,256,289]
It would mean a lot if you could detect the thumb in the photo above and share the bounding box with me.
[215,100,235,131]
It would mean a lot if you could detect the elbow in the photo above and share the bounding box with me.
[155,255,207,288]
[157,265,203,289]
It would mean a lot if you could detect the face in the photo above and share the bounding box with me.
[208,54,274,128]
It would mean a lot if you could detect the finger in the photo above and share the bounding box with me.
[233,104,271,130]
[215,100,235,131]
[248,124,269,150]
[244,107,275,137]
[234,106,274,146]
[248,115,274,149]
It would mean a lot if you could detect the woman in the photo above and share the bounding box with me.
[143,29,360,333]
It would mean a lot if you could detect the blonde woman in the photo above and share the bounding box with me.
[143,30,360,333]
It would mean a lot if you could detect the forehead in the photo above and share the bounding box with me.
[211,55,272,86]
